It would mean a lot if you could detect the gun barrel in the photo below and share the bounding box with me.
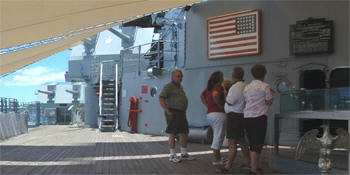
[65,89,79,95]
[37,90,54,95]
[108,28,132,42]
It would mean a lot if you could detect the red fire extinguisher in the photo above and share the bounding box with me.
[128,97,142,133]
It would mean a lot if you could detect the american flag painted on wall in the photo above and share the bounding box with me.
[207,10,260,59]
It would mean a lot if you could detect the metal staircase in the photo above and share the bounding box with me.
[99,61,118,132]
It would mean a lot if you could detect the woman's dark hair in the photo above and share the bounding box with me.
[207,71,223,91]
[232,67,244,80]
[251,64,267,79]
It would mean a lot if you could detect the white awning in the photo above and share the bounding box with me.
[0,0,202,75]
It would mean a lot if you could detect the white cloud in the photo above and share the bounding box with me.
[2,66,65,86]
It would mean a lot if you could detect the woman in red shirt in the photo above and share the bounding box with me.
[200,71,227,165]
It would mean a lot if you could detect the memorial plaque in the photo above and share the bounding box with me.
[290,18,333,56]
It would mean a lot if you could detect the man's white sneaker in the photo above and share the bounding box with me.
[169,155,181,163]
[180,153,195,160]
[212,160,225,165]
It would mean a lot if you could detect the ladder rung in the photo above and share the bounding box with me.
[103,91,115,93]
[103,108,115,111]
[103,103,114,105]
[101,119,114,122]
[101,89,113,92]
[101,125,115,128]
[101,114,114,116]
[103,98,115,100]
[103,93,115,95]
[102,80,115,83]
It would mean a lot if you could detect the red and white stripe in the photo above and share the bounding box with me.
[207,11,259,59]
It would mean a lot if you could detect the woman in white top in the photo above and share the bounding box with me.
[243,64,273,175]
[216,67,250,173]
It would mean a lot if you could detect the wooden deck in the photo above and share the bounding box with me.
[0,125,279,174]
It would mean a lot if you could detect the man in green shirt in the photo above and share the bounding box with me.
[159,69,193,163]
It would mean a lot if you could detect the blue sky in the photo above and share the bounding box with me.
[0,26,153,103]
[0,50,71,102]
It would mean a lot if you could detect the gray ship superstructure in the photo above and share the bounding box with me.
[64,2,349,150]
[65,8,187,132]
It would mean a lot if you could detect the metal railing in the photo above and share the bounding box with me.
[0,97,18,113]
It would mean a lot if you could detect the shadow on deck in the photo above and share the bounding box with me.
[0,125,279,174]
